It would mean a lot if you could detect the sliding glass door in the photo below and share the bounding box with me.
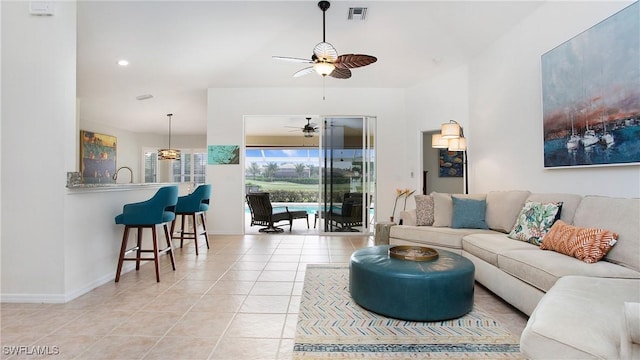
[319,116,376,234]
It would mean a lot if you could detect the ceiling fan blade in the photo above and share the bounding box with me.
[313,42,338,62]
[334,54,377,69]
[329,67,351,79]
[272,56,313,63]
[293,67,315,78]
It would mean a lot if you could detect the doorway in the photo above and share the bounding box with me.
[421,130,464,194]
[243,115,376,235]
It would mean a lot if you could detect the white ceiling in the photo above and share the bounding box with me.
[77,0,544,136]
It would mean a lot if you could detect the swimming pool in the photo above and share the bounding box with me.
[244,203,320,214]
[244,203,374,215]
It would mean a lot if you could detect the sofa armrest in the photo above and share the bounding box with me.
[621,302,640,360]
[400,209,416,226]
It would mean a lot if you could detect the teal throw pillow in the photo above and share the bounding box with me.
[451,196,488,229]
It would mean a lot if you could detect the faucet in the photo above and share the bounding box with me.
[113,166,133,183]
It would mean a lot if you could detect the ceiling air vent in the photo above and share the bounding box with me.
[348,7,367,21]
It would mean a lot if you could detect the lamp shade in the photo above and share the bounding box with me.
[313,62,335,76]
[448,137,467,151]
[158,148,181,160]
[441,122,461,139]
[431,134,449,148]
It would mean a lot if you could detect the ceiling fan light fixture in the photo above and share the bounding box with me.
[313,62,335,76]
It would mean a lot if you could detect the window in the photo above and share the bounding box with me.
[143,149,207,184]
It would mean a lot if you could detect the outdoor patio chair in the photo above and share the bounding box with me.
[246,192,308,232]
[324,192,365,232]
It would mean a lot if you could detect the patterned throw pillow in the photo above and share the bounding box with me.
[540,220,618,263]
[508,201,562,245]
[414,195,434,226]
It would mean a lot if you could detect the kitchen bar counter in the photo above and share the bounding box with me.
[66,182,177,194]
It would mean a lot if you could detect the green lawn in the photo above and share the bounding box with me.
[246,180,318,191]
[246,179,352,192]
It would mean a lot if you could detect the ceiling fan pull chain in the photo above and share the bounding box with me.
[323,77,326,100]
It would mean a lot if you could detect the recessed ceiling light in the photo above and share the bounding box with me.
[117,59,129,66]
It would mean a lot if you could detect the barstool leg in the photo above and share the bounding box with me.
[163,223,176,271]
[151,225,160,282]
[135,227,143,270]
[191,213,199,255]
[115,226,130,282]
[200,212,210,249]
[179,214,186,249]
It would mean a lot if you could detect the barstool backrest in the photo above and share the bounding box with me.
[115,185,179,225]
[176,184,211,213]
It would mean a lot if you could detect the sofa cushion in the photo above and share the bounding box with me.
[451,196,488,229]
[462,233,538,267]
[573,196,640,272]
[399,209,416,226]
[621,302,640,360]
[432,192,486,227]
[390,225,498,251]
[485,190,531,233]
[521,276,640,360]
[414,195,434,226]
[540,220,618,263]
[526,193,583,224]
[497,249,640,292]
[508,201,562,245]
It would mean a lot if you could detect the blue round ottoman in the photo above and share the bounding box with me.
[349,245,475,321]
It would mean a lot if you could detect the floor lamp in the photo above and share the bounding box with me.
[431,120,468,194]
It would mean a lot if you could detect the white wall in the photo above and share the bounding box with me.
[2,1,76,299]
[406,1,639,198]
[207,87,406,234]
[468,1,639,197]
[406,65,470,201]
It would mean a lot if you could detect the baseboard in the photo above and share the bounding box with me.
[0,293,67,304]
[0,264,136,304]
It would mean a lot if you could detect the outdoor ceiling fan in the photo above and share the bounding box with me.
[273,1,377,79]
[287,118,319,138]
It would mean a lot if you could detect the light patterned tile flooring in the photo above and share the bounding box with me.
[0,235,528,359]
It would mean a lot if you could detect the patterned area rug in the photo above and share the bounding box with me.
[294,264,523,359]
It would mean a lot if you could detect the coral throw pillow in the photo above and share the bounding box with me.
[414,195,434,226]
[540,220,618,263]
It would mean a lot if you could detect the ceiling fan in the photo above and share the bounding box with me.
[287,118,319,137]
[273,1,377,79]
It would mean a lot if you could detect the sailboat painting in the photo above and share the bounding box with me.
[541,2,640,168]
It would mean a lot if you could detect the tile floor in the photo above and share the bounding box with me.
[1,234,528,359]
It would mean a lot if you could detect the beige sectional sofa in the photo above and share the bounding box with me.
[390,190,640,359]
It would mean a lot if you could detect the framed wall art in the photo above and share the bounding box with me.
[541,2,639,168]
[80,130,117,184]
[439,149,463,177]
[208,145,240,165]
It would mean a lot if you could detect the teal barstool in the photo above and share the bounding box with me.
[170,184,211,255]
[114,186,178,282]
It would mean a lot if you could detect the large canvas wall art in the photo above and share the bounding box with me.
[542,2,640,168]
[80,130,117,184]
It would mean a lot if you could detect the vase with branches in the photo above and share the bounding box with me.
[391,188,415,223]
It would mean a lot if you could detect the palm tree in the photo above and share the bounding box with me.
[295,163,307,178]
[247,162,262,179]
[264,162,279,181]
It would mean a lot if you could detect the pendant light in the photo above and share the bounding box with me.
[158,113,181,160]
